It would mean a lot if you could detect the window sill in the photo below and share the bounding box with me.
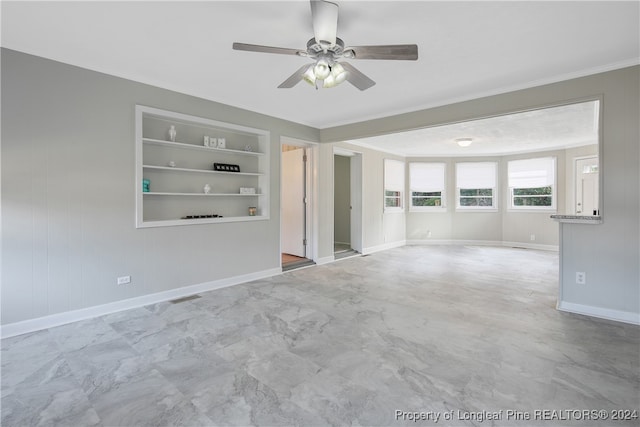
[508,208,557,213]
[410,208,448,213]
[455,208,499,213]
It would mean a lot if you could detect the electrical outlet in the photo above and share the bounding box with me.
[575,272,586,285]
[117,275,131,285]
[530,234,536,241]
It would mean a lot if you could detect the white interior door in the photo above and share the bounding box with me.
[575,157,599,215]
[282,148,306,257]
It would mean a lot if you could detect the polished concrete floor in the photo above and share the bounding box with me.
[2,245,639,426]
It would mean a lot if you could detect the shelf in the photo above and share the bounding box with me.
[139,215,267,228]
[143,165,263,176]
[143,192,263,197]
[142,138,264,156]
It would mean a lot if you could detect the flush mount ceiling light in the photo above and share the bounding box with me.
[232,0,418,91]
[456,138,473,147]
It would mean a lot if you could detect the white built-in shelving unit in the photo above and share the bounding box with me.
[135,105,270,228]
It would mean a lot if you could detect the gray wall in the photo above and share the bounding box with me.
[322,66,640,318]
[1,48,318,325]
[333,155,351,245]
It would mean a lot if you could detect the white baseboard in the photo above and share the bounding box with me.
[362,240,406,255]
[557,301,640,325]
[407,239,558,251]
[1,267,282,339]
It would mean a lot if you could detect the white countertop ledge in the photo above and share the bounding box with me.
[550,215,603,224]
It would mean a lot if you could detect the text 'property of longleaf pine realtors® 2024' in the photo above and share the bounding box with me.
[394,409,639,423]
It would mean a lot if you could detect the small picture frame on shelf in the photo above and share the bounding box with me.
[240,187,256,195]
[217,138,226,149]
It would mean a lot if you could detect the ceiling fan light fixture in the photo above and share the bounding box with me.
[302,64,317,86]
[331,62,348,84]
[313,58,331,80]
[456,138,473,147]
[323,63,348,88]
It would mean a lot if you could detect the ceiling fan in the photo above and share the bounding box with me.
[232,0,418,91]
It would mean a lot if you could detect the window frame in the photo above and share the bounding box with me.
[384,159,405,213]
[409,162,447,212]
[455,162,498,211]
[507,157,557,212]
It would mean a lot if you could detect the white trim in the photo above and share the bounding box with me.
[362,240,407,255]
[407,239,558,252]
[1,268,281,339]
[557,301,640,326]
[409,207,448,213]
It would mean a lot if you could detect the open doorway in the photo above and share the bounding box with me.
[281,140,316,271]
[334,148,363,259]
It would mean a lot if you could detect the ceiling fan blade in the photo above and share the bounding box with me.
[232,42,303,56]
[278,64,312,88]
[347,44,418,60]
[310,0,338,47]
[340,62,376,91]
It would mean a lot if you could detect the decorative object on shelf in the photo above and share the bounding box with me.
[217,138,226,149]
[213,163,240,172]
[168,160,176,167]
[168,125,177,142]
[244,144,254,152]
[240,187,256,195]
[142,179,150,192]
[203,183,212,194]
[182,214,220,219]
[204,136,218,148]
[248,207,257,216]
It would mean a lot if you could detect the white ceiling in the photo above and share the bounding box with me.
[347,100,600,157]
[2,1,638,154]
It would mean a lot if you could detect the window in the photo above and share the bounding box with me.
[456,162,497,210]
[508,157,556,210]
[384,159,404,211]
[410,162,446,210]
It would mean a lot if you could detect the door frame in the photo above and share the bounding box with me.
[281,136,319,265]
[333,147,363,254]
[572,154,599,215]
